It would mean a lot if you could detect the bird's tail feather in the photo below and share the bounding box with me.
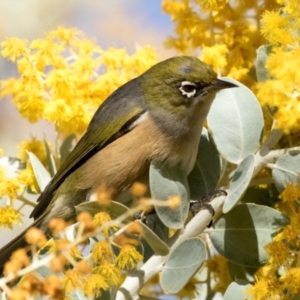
[0,217,44,276]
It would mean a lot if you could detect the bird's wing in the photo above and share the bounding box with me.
[31,77,146,219]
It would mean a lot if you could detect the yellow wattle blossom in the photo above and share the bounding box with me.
[0,207,22,228]
[0,177,23,200]
[64,270,81,294]
[162,0,269,84]
[200,44,228,73]
[206,255,232,293]
[0,27,158,136]
[93,212,117,236]
[114,245,143,270]
[18,137,48,166]
[0,148,3,156]
[92,241,113,264]
[1,38,28,62]
[83,274,109,298]
[257,48,300,133]
[94,263,124,287]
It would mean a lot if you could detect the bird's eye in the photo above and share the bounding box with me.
[179,81,197,98]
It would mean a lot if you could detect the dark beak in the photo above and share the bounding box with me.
[207,78,238,92]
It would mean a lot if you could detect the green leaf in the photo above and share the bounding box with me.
[256,45,272,82]
[44,140,56,177]
[136,220,169,256]
[272,151,300,193]
[149,162,190,229]
[160,238,206,293]
[207,78,264,164]
[210,204,289,267]
[223,280,252,300]
[27,151,51,191]
[60,134,76,163]
[188,128,221,199]
[223,154,255,213]
[75,200,132,221]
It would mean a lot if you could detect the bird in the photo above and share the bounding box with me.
[0,56,236,273]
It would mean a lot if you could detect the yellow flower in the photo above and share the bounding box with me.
[47,26,82,46]
[64,269,81,294]
[18,137,48,166]
[93,212,117,236]
[92,241,113,264]
[200,44,228,72]
[0,177,22,200]
[94,263,123,286]
[0,148,3,156]
[83,274,109,298]
[13,91,46,123]
[0,206,22,228]
[1,38,29,62]
[206,255,232,293]
[194,0,228,10]
[114,245,143,270]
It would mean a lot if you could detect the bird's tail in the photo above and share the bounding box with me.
[0,217,44,276]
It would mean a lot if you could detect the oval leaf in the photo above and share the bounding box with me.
[224,280,252,300]
[256,45,272,82]
[207,78,264,163]
[210,204,289,267]
[136,220,169,256]
[60,134,76,163]
[223,154,255,213]
[44,140,57,177]
[150,162,190,229]
[27,151,51,191]
[75,200,132,221]
[160,238,206,293]
[188,128,221,199]
[272,151,300,193]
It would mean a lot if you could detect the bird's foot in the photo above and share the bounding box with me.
[190,189,227,227]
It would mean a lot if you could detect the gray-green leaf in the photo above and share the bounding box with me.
[75,200,132,221]
[136,220,169,256]
[27,151,51,191]
[224,280,252,300]
[272,151,300,193]
[207,78,264,164]
[160,238,206,293]
[188,128,221,199]
[223,154,255,213]
[150,162,190,229]
[210,204,289,267]
[256,45,272,82]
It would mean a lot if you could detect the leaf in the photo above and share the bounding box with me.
[60,134,76,163]
[149,162,190,229]
[136,220,169,256]
[44,140,56,177]
[210,204,289,267]
[223,280,252,300]
[207,78,264,164]
[223,154,255,213]
[27,151,51,191]
[160,238,206,293]
[75,200,132,221]
[188,128,221,199]
[272,151,300,193]
[256,45,272,82]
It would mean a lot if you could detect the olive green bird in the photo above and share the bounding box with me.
[0,56,235,271]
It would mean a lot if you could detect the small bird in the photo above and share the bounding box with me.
[0,56,235,272]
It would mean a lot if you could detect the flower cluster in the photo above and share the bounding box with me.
[249,182,300,299]
[0,27,158,136]
[162,0,272,83]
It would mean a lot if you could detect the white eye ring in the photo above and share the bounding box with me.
[179,81,197,98]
